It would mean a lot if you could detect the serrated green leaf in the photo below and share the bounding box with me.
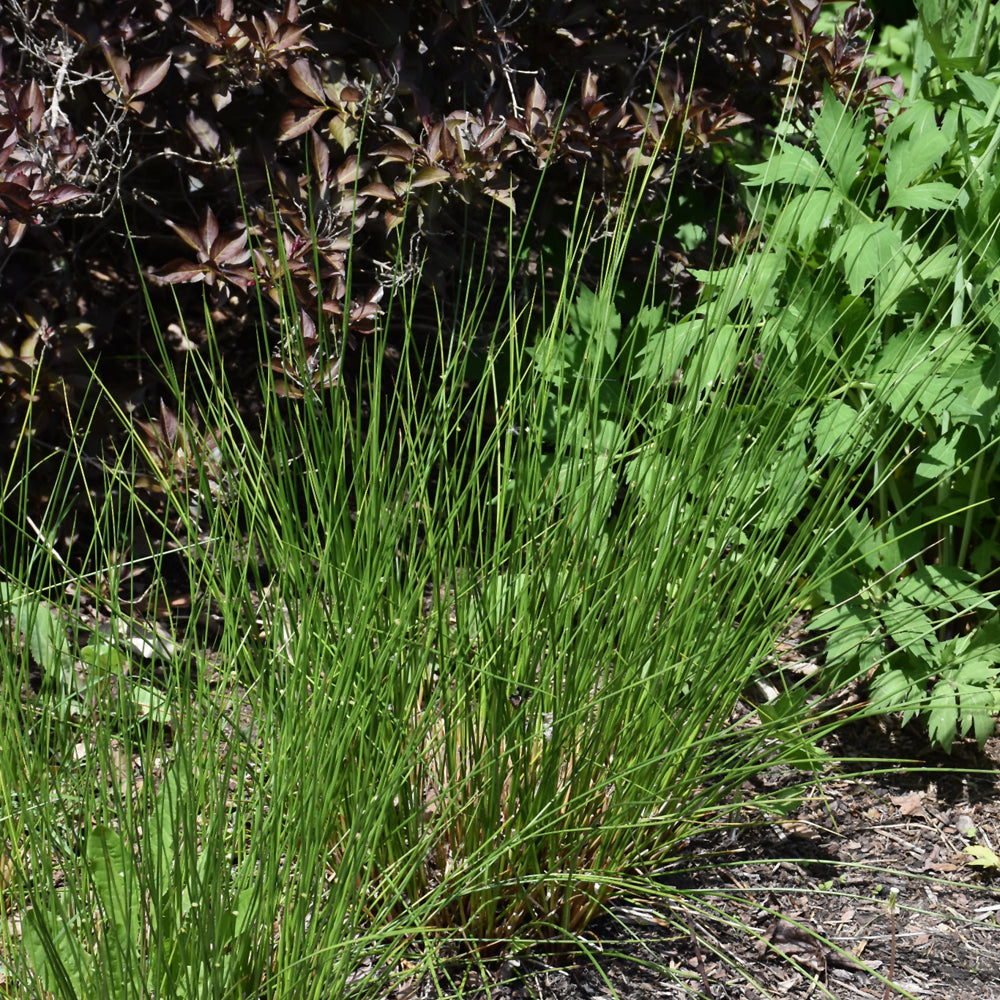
[821,605,878,664]
[870,662,926,717]
[915,565,995,612]
[884,126,950,195]
[691,248,787,314]
[954,677,1000,733]
[875,244,957,317]
[814,399,864,459]
[772,189,845,250]
[812,87,867,194]
[689,323,741,391]
[881,602,937,652]
[965,844,1000,869]
[831,221,902,297]
[871,329,970,421]
[739,145,831,189]
[927,678,959,748]
[969,703,998,746]
[918,10,979,76]
[956,70,1000,109]
[914,432,961,485]
[6,592,79,695]
[24,603,66,673]
[634,317,704,383]
[886,181,960,211]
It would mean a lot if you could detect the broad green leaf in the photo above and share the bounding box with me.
[20,600,69,675]
[814,399,864,459]
[956,70,1000,109]
[634,317,704,384]
[625,444,663,506]
[771,188,845,249]
[917,0,989,75]
[810,565,864,607]
[22,905,94,997]
[688,323,741,391]
[146,767,190,897]
[870,664,923,716]
[812,87,867,194]
[913,432,961,485]
[872,330,969,421]
[86,827,142,993]
[972,540,1000,576]
[568,284,620,359]
[131,684,177,726]
[884,125,950,195]
[830,221,901,297]
[739,145,831,190]
[874,243,957,317]
[927,677,959,747]
[80,636,129,669]
[902,565,990,611]
[624,302,666,361]
[885,181,960,211]
[818,604,878,664]
[758,313,798,362]
[965,844,1000,869]
[692,249,787,314]
[880,601,937,652]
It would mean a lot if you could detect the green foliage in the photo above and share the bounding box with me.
[964,843,1000,869]
[0,582,76,696]
[0,580,177,738]
[21,767,258,998]
[0,0,899,579]
[723,37,1000,749]
[516,3,1000,754]
[7,7,1000,998]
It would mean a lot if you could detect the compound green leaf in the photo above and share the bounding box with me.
[738,144,830,189]
[884,125,950,195]
[927,678,959,748]
[812,87,867,194]
[886,180,960,211]
[831,221,901,297]
[965,845,1000,869]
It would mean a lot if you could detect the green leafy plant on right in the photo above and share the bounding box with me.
[517,0,1000,753]
[706,3,1000,750]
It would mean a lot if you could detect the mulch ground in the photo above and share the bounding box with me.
[406,721,1000,1000]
